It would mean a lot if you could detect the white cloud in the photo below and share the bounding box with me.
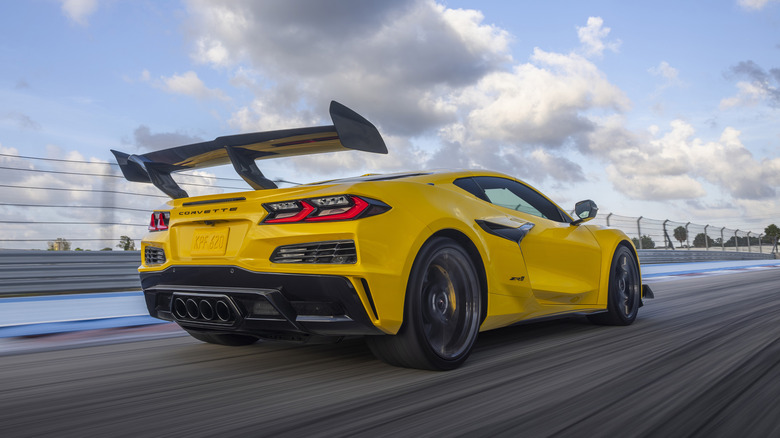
[229,99,315,132]
[456,49,629,147]
[443,44,630,165]
[439,6,512,60]
[738,0,780,10]
[60,0,98,26]
[529,149,585,182]
[0,144,24,171]
[723,61,780,108]
[193,37,232,67]
[577,17,621,57]
[185,0,511,136]
[649,61,682,92]
[695,127,778,199]
[152,71,229,101]
[587,119,778,201]
[607,170,706,200]
[649,61,678,81]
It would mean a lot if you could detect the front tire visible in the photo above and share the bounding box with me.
[185,330,259,346]
[367,237,482,370]
[588,245,641,326]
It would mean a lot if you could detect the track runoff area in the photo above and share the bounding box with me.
[1,259,779,339]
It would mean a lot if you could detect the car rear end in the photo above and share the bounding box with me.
[138,180,427,340]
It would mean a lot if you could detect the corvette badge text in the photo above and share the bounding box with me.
[178,207,238,216]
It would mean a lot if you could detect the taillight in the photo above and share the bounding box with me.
[262,195,389,224]
[148,211,170,231]
[307,196,368,221]
[264,201,316,224]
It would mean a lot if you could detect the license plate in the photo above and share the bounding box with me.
[191,227,230,256]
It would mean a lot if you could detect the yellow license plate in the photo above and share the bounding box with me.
[191,227,230,256]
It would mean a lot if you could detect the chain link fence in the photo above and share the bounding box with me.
[588,213,778,254]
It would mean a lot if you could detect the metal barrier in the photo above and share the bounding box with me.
[591,213,777,253]
[637,249,775,264]
[0,250,141,296]
[0,247,776,296]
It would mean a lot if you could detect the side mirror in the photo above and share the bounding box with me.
[572,200,598,225]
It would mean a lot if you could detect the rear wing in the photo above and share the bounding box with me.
[111,101,387,198]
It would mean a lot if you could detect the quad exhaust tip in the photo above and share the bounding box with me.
[173,296,234,323]
[199,300,214,320]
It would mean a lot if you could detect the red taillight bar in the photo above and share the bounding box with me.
[148,212,169,231]
[264,201,316,224]
[157,212,168,230]
[262,195,389,224]
[306,196,368,221]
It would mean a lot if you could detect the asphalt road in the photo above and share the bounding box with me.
[1,270,778,437]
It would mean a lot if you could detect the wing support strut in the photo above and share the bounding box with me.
[225,146,277,190]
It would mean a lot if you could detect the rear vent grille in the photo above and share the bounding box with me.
[270,240,357,264]
[145,246,166,265]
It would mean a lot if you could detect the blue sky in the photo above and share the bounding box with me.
[1,0,779,249]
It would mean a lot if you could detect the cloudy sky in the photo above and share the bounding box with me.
[1,0,779,249]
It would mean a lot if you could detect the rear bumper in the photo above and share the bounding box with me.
[140,266,383,337]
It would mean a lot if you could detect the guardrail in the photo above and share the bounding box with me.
[0,250,141,296]
[637,249,775,264]
[0,248,775,296]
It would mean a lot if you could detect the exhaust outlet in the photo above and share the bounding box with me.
[216,300,231,322]
[173,298,187,319]
[186,299,199,319]
[199,299,214,321]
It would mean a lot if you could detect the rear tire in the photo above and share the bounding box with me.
[185,330,259,346]
[367,237,482,370]
[588,245,640,326]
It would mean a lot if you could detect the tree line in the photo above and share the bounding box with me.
[47,236,136,251]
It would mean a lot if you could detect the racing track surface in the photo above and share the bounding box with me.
[1,270,779,437]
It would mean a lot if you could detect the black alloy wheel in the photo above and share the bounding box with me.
[588,245,641,326]
[367,236,482,370]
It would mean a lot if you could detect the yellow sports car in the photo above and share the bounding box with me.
[113,101,653,370]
